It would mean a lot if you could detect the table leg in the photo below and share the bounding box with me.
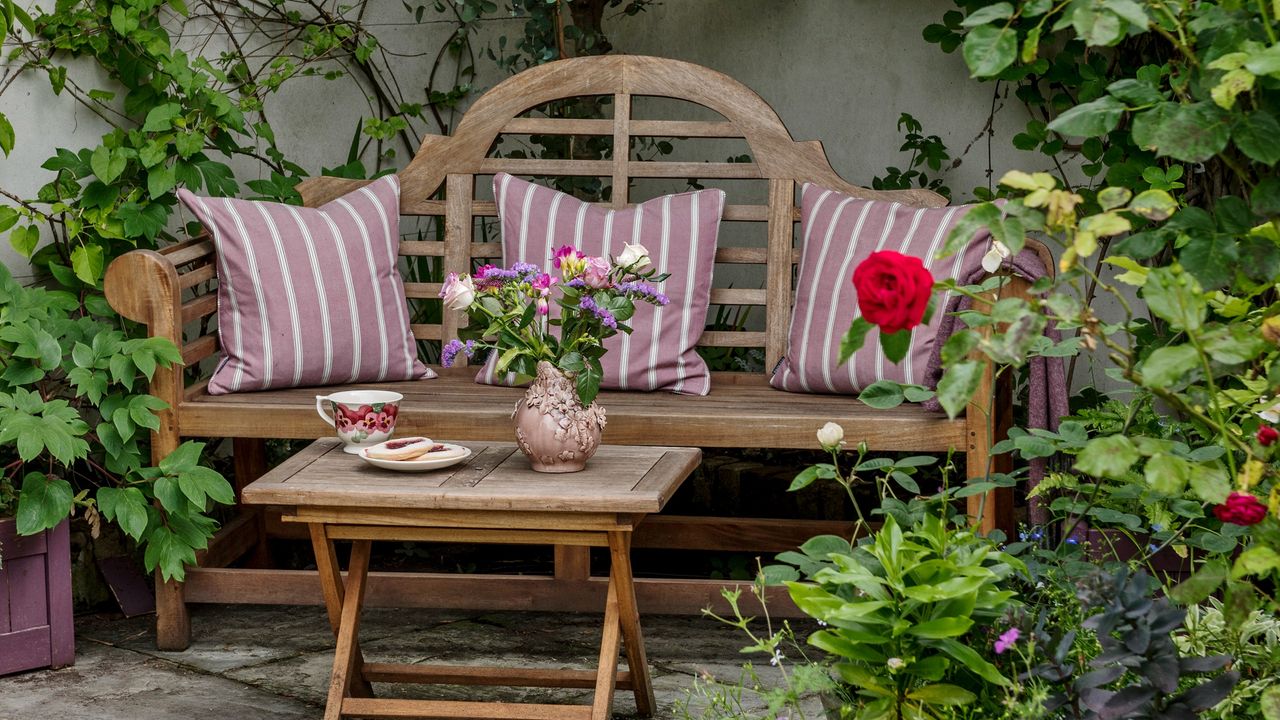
[309,525,374,700]
[325,539,372,720]
[609,531,655,717]
[590,568,622,720]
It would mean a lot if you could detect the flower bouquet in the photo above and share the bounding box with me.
[437,243,668,471]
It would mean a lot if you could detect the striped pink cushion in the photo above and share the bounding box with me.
[477,173,726,395]
[178,175,432,395]
[770,183,990,395]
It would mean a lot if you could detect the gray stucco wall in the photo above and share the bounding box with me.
[0,0,1049,282]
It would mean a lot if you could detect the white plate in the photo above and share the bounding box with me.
[358,443,473,472]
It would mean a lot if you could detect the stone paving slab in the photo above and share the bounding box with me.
[0,604,817,719]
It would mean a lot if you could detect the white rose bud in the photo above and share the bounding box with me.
[439,272,475,311]
[616,242,650,270]
[816,422,844,450]
[981,239,1011,273]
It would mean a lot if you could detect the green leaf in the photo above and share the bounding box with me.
[159,440,203,475]
[908,684,977,706]
[97,486,150,540]
[117,201,169,240]
[838,317,874,365]
[960,3,1013,26]
[142,103,182,133]
[90,145,126,184]
[1128,188,1178,221]
[1047,96,1125,137]
[142,525,197,583]
[16,472,73,535]
[789,466,821,491]
[1106,78,1163,105]
[938,202,1002,259]
[937,638,1009,686]
[1252,177,1280,217]
[880,329,911,364]
[1169,559,1227,605]
[1145,453,1191,495]
[1150,102,1233,163]
[1189,463,1230,504]
[799,534,852,559]
[9,224,38,257]
[178,466,234,508]
[1139,344,1199,388]
[576,359,602,406]
[1234,111,1280,165]
[907,617,974,639]
[1143,267,1204,331]
[0,111,13,157]
[71,243,104,285]
[152,475,188,513]
[936,360,983,419]
[1074,435,1139,480]
[962,24,1017,78]
[1232,546,1280,579]
[858,380,906,409]
[147,164,176,199]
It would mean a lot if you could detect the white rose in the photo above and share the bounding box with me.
[616,243,650,270]
[1259,398,1280,423]
[981,239,1011,273]
[439,272,475,310]
[816,422,844,449]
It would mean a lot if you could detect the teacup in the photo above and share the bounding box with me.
[315,390,403,454]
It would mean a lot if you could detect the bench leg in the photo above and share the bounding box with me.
[232,438,272,569]
[155,573,191,651]
[609,531,655,717]
[310,524,375,700]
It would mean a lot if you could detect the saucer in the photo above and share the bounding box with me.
[357,443,472,472]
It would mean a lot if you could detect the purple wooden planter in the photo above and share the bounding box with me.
[0,517,74,675]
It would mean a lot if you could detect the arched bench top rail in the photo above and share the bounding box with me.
[297,55,948,209]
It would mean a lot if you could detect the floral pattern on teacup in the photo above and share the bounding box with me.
[332,401,398,442]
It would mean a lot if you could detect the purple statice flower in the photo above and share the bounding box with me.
[579,295,618,329]
[511,261,542,277]
[440,339,476,367]
[994,628,1020,655]
[566,278,587,288]
[616,281,669,306]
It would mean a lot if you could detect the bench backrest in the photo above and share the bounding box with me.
[129,55,947,382]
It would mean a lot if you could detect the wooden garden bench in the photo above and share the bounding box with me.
[105,54,1041,651]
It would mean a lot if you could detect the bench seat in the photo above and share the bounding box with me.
[185,367,966,450]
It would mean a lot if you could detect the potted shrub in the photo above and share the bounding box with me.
[0,263,234,674]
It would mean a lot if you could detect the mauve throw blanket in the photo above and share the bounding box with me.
[921,247,1068,524]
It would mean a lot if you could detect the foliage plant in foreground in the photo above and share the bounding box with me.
[0,264,232,579]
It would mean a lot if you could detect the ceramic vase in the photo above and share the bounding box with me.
[512,361,606,472]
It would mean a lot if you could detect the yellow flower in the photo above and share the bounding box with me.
[1237,459,1264,491]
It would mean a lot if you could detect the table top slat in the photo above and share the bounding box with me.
[242,439,699,514]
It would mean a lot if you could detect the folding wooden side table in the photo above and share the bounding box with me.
[241,439,700,720]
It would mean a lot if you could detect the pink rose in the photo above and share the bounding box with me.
[439,272,475,310]
[582,256,611,289]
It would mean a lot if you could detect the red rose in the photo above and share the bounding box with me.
[1213,492,1268,526]
[1258,426,1278,446]
[851,251,935,335]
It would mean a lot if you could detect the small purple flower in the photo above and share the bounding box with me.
[616,281,670,306]
[1065,537,1079,545]
[579,295,618,329]
[994,628,1020,655]
[441,339,476,367]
